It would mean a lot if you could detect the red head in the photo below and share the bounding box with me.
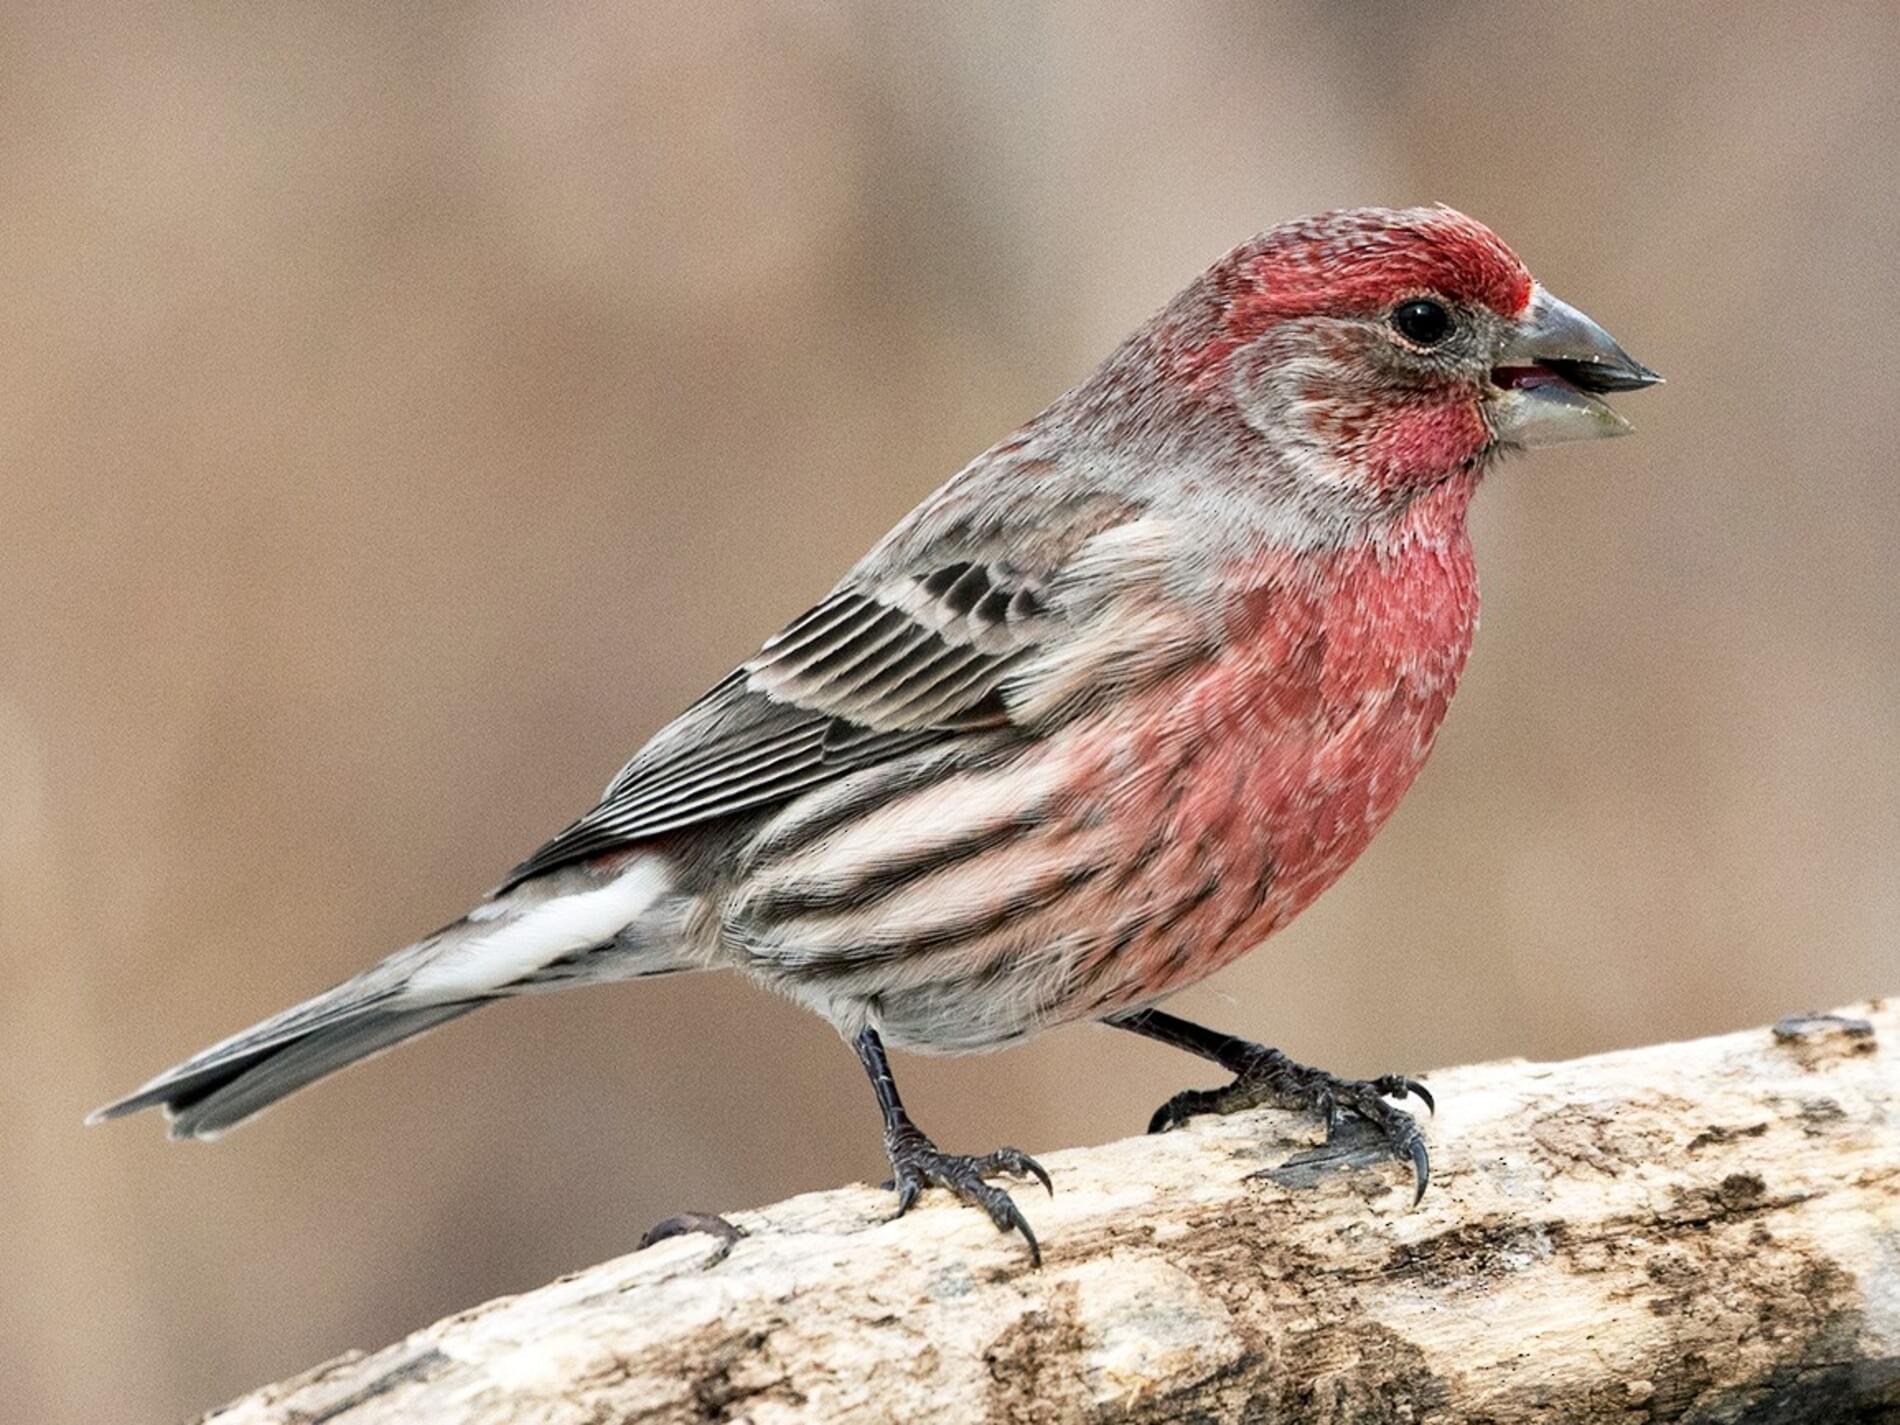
[1154,206,1655,504]
[1219,206,1533,328]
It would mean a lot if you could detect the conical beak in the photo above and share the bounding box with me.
[1486,288,1662,448]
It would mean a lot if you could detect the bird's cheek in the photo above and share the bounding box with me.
[1360,399,1491,488]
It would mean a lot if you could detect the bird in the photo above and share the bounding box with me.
[91,205,1659,1265]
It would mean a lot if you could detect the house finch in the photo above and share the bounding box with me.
[92,206,1658,1264]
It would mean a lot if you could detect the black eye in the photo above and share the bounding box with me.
[1391,298,1454,347]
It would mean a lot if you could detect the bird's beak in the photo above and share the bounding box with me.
[1485,287,1662,448]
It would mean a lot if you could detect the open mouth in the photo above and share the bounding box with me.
[1485,292,1661,448]
[1491,358,1660,396]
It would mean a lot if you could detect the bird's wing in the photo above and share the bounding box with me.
[497,427,1235,889]
[501,550,1075,888]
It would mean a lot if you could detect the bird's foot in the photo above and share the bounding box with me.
[883,1124,1052,1267]
[1147,1045,1434,1204]
[639,1211,746,1254]
[638,1211,746,1268]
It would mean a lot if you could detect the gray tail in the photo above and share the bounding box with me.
[87,996,484,1140]
[90,854,694,1138]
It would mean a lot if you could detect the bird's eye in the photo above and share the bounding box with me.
[1391,299,1454,347]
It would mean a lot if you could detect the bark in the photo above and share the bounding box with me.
[206,1002,1900,1424]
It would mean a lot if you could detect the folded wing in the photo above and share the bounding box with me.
[499,559,1058,887]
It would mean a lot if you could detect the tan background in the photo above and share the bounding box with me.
[4,3,1896,1420]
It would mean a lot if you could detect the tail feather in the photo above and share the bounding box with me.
[88,985,409,1125]
[162,1003,481,1139]
[89,852,694,1137]
[85,989,485,1139]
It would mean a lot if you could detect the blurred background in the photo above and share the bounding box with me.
[4,2,1896,1419]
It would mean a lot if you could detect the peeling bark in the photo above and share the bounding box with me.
[206,1003,1900,1424]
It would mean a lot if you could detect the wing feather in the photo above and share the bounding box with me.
[499,564,1055,888]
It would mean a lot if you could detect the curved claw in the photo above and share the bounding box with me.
[982,1148,1055,1197]
[882,1141,1046,1266]
[1360,1071,1428,1117]
[1353,1095,1432,1204]
[1368,1073,1434,1116]
[1406,1134,1431,1207]
[1342,1100,1432,1205]
[1147,1089,1218,1135]
[638,1212,745,1253]
[989,1193,1043,1268]
[893,1177,921,1217]
[1144,1043,1436,1208]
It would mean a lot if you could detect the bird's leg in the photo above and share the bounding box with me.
[1109,1008,1434,1203]
[852,1026,1052,1266]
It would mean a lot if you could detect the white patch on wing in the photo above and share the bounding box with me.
[403,859,673,1003]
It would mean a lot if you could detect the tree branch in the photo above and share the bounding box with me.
[205,1001,1900,1424]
